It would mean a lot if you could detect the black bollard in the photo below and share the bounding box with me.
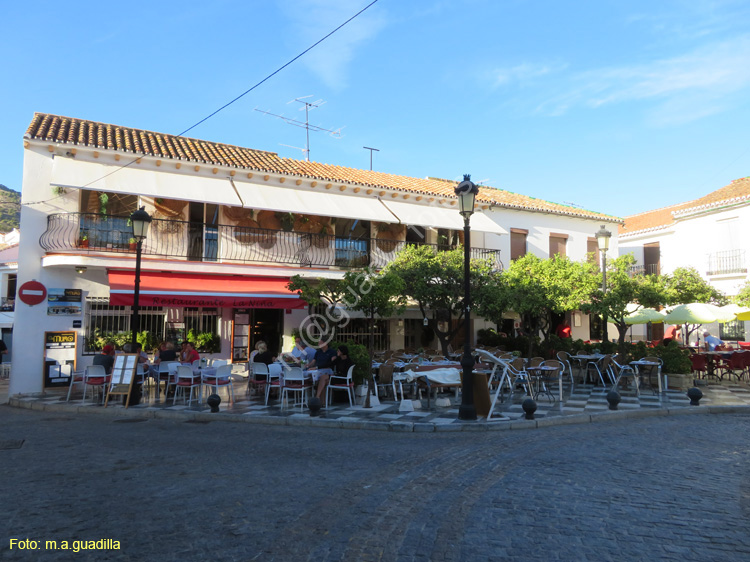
[687,387,703,406]
[606,390,621,410]
[522,398,537,420]
[308,396,322,417]
[206,393,221,413]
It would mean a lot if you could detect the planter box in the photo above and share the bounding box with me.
[666,373,692,390]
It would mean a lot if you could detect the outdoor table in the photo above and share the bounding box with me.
[629,360,662,393]
[698,351,733,379]
[525,365,559,402]
[571,354,605,383]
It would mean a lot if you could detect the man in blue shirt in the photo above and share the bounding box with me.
[703,331,724,351]
[308,339,338,400]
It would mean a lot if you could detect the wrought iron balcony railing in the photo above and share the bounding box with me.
[707,249,747,276]
[0,297,14,311]
[40,213,504,271]
[628,263,660,277]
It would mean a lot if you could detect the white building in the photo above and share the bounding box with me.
[0,244,17,364]
[0,229,21,246]
[620,176,750,342]
[10,113,618,395]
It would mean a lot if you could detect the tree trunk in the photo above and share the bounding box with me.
[617,322,629,359]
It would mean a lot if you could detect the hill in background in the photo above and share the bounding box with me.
[0,184,20,233]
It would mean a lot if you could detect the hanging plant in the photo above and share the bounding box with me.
[277,212,296,232]
[98,193,109,216]
[374,222,405,252]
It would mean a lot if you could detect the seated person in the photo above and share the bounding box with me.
[284,337,315,364]
[249,340,266,364]
[92,344,116,375]
[253,342,277,366]
[183,341,201,364]
[333,345,354,378]
[307,339,339,400]
[154,342,177,365]
[179,341,189,363]
[135,343,149,364]
[703,331,725,351]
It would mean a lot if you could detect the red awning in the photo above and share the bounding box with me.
[108,271,306,309]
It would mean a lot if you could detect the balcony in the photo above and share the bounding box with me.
[628,264,660,276]
[0,298,14,311]
[707,249,747,276]
[40,213,503,271]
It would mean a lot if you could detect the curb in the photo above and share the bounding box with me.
[9,396,750,432]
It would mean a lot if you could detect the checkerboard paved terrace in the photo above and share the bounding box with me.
[7,376,750,431]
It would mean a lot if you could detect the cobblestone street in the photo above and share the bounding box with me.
[2,405,750,561]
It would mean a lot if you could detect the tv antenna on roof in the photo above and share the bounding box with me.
[363,146,379,170]
[254,95,343,162]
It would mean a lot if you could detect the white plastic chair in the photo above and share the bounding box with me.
[162,362,182,397]
[66,369,86,402]
[264,363,283,405]
[173,365,201,405]
[82,365,109,404]
[202,364,235,402]
[326,365,355,408]
[280,366,311,411]
[212,359,228,369]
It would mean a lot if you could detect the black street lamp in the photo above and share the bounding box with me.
[455,174,479,421]
[130,207,152,347]
[595,224,612,342]
[595,224,612,293]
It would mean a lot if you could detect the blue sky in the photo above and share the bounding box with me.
[2,0,750,218]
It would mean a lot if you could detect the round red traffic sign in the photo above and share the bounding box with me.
[18,280,47,306]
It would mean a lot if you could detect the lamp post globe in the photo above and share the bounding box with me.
[130,206,152,242]
[455,175,479,421]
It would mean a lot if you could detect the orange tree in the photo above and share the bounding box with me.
[477,253,598,356]
[384,244,497,357]
[583,254,669,359]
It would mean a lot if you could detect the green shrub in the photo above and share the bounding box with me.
[630,340,691,374]
[136,330,159,354]
[187,329,221,354]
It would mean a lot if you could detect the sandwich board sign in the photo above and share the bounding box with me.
[104,354,139,408]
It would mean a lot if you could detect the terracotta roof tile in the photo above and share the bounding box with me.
[26,112,617,221]
[622,176,750,236]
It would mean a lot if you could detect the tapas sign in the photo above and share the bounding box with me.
[104,354,139,408]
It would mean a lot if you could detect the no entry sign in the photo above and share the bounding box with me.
[18,280,47,306]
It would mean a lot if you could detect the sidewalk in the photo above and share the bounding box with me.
[8,376,750,431]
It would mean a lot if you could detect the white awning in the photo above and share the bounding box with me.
[381,200,507,234]
[236,182,398,223]
[50,157,399,223]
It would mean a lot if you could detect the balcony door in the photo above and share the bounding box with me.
[644,243,660,275]
[188,202,218,262]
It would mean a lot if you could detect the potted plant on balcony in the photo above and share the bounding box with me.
[78,231,89,248]
[374,222,404,253]
[257,210,282,249]
[128,237,137,252]
[277,212,296,232]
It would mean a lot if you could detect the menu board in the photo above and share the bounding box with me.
[43,331,77,389]
[104,354,139,407]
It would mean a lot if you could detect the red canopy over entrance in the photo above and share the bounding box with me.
[108,271,306,309]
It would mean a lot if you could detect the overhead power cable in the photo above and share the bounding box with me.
[26,0,381,205]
